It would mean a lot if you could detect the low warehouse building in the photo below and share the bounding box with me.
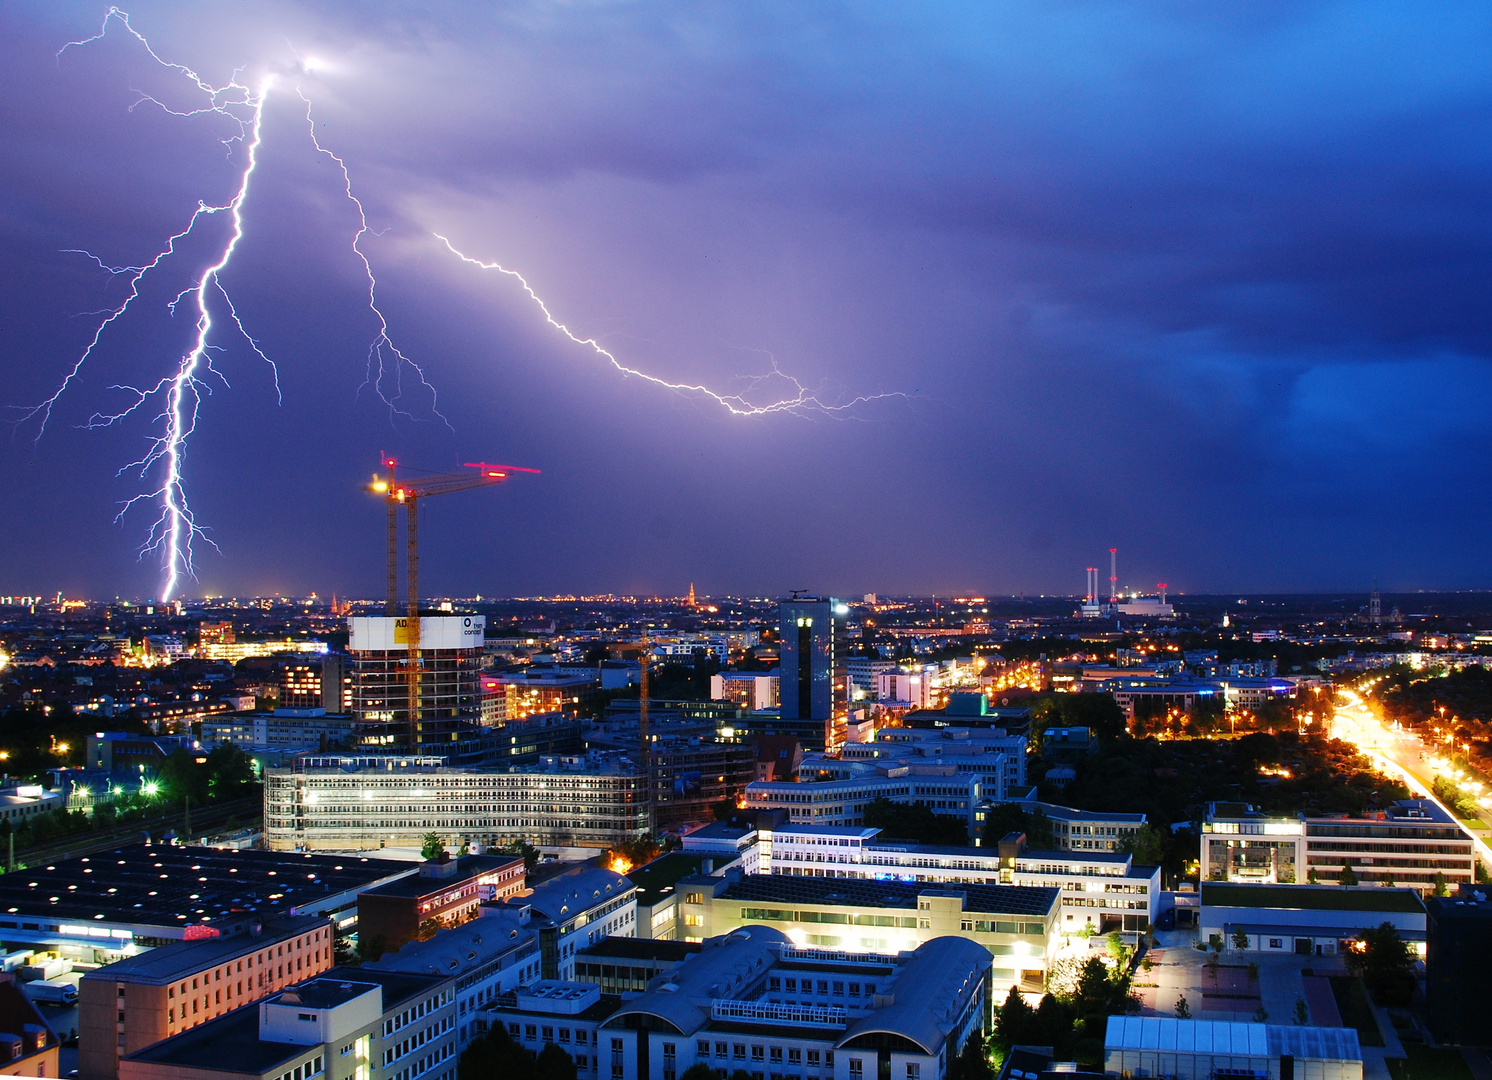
[1104,1017,1362,1080]
[1199,883,1426,957]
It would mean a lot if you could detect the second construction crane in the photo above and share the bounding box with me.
[370,457,539,753]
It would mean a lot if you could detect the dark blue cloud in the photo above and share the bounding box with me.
[3,1,1492,599]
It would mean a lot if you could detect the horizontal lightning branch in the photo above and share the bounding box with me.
[436,234,905,417]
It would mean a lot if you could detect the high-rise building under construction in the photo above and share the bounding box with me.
[349,615,486,761]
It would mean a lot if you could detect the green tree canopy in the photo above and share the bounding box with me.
[459,1022,534,1080]
[863,798,969,847]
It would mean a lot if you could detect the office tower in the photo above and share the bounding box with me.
[778,596,849,750]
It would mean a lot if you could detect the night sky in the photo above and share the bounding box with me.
[3,3,1491,600]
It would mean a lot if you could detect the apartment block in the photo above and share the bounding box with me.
[79,916,334,1080]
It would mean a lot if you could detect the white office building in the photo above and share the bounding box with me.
[474,927,992,1080]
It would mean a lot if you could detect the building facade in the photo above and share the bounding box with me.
[0,976,59,1077]
[1200,800,1475,892]
[357,854,527,959]
[119,968,458,1080]
[744,773,987,838]
[677,873,1059,993]
[488,867,639,982]
[280,655,350,712]
[264,753,648,852]
[1198,882,1427,957]
[1425,886,1492,1046]
[473,928,992,1080]
[78,916,333,1080]
[365,911,542,1049]
[349,615,486,761]
[779,598,851,751]
[767,825,1158,933]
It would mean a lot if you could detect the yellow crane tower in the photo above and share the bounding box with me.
[370,457,539,753]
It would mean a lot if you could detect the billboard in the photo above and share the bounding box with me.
[349,616,486,651]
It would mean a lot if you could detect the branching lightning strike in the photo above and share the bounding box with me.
[18,7,433,601]
[20,7,901,602]
[436,234,904,417]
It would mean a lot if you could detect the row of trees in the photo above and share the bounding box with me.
[0,742,257,855]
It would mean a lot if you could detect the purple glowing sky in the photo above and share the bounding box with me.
[3,2,1492,599]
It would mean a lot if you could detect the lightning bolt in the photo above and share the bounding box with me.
[435,235,905,417]
[16,8,435,601]
[295,90,450,430]
[18,7,903,601]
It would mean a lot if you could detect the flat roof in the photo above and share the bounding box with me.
[718,874,1058,916]
[0,844,411,931]
[272,978,380,1009]
[774,825,881,839]
[578,938,701,962]
[1201,883,1427,914]
[125,968,442,1073]
[361,855,523,899]
[84,915,329,984]
[626,853,720,905]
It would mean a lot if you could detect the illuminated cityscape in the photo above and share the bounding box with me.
[6,1,1492,1076]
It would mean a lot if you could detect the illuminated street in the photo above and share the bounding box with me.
[1331,685,1492,873]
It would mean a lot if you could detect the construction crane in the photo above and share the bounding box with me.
[370,457,539,753]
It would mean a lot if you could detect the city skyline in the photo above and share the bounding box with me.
[5,3,1492,599]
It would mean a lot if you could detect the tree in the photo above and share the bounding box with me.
[992,985,1035,1055]
[1434,871,1450,897]
[1346,922,1416,1004]
[1338,865,1359,887]
[680,1066,718,1080]
[1246,962,1259,985]
[981,803,1054,849]
[421,832,445,860]
[492,840,541,872]
[536,1042,579,1080]
[1307,867,1319,884]
[1293,999,1309,1025]
[863,798,969,847]
[459,1021,534,1080]
[947,1034,993,1080]
[1116,823,1166,867]
[158,748,209,804]
[1231,927,1250,952]
[1252,1006,1270,1024]
[205,742,257,798]
[1174,995,1191,1019]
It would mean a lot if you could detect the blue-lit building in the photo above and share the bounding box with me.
[778,596,850,750]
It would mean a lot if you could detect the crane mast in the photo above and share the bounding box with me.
[370,458,539,754]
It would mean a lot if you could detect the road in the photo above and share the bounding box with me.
[1330,686,1492,873]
